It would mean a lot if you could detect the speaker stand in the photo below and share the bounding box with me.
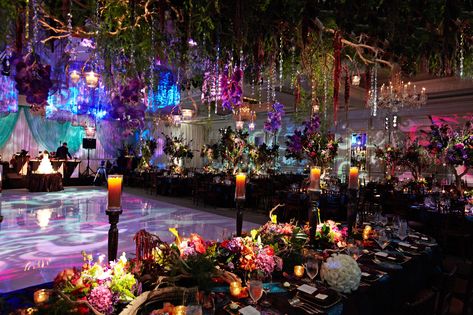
[81,148,96,177]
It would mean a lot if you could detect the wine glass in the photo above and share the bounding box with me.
[248,279,264,305]
[304,254,320,284]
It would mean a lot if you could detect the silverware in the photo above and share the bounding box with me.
[288,297,319,314]
[295,294,325,313]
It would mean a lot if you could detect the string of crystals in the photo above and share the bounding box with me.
[279,36,283,92]
[323,69,328,122]
[266,66,271,109]
[368,65,378,117]
[272,59,277,101]
[215,44,220,114]
[258,67,263,106]
[148,4,156,110]
[290,45,295,89]
[28,0,39,53]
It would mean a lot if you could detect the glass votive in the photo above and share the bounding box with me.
[174,305,187,315]
[294,265,305,278]
[33,289,50,305]
[229,281,242,297]
[186,304,203,315]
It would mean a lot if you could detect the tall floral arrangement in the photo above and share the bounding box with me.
[137,138,157,171]
[163,134,194,173]
[285,114,339,168]
[217,127,249,174]
[374,144,403,179]
[248,143,279,175]
[221,68,243,112]
[401,139,431,181]
[264,102,285,136]
[423,117,473,191]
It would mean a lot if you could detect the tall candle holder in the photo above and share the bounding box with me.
[347,167,359,236]
[106,174,123,262]
[235,173,246,236]
[308,166,322,247]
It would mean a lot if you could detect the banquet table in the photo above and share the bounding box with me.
[27,173,63,192]
[211,233,440,315]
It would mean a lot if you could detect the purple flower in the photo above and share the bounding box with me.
[88,285,114,315]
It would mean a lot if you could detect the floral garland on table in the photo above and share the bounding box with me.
[53,252,139,315]
[285,114,340,168]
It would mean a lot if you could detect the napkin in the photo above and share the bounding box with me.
[297,284,317,294]
[239,306,260,315]
[375,251,389,258]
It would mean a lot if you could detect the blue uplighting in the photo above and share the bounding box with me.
[147,69,180,112]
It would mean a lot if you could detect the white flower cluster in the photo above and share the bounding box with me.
[320,253,361,293]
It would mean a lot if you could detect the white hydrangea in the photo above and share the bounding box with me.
[320,253,361,293]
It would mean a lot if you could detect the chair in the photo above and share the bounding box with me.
[402,289,437,315]
[435,265,457,315]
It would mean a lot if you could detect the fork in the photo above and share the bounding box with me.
[288,297,318,314]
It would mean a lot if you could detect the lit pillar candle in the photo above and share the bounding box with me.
[294,265,305,278]
[235,173,246,200]
[348,167,359,190]
[309,166,321,191]
[108,175,123,209]
[173,305,187,315]
[229,281,242,297]
[34,289,50,305]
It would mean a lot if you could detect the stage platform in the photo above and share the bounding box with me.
[0,187,258,293]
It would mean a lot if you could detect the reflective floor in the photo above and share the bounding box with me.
[0,187,258,292]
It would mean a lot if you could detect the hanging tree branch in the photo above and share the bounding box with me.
[314,17,393,69]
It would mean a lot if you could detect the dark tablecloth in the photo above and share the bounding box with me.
[27,173,63,192]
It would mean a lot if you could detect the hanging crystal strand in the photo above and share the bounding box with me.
[28,0,38,53]
[258,67,263,106]
[370,65,378,117]
[459,32,464,78]
[266,66,271,110]
[215,44,220,114]
[149,7,156,111]
[279,35,283,92]
[323,69,328,122]
[251,76,255,96]
[25,0,30,51]
[290,45,295,89]
[272,59,277,102]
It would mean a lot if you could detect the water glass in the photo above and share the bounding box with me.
[248,280,264,304]
[304,254,320,283]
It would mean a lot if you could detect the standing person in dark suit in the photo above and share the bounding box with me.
[56,142,72,160]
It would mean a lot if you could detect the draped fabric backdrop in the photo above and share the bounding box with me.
[0,112,20,149]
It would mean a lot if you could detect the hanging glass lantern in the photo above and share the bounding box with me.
[85,71,99,88]
[235,120,244,130]
[69,69,81,84]
[248,121,255,131]
[352,75,361,86]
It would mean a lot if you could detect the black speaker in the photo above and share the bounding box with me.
[82,138,96,149]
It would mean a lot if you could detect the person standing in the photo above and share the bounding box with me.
[56,142,72,160]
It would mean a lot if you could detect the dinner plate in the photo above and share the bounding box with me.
[297,286,341,309]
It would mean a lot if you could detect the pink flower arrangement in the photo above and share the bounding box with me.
[178,233,208,257]
[87,285,114,315]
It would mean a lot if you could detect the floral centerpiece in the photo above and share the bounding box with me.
[137,138,157,171]
[374,144,402,179]
[163,134,194,173]
[401,139,431,181]
[314,220,348,249]
[320,254,361,293]
[264,102,285,144]
[285,114,339,169]
[217,127,249,174]
[200,143,220,174]
[53,251,139,315]
[423,116,473,192]
[248,143,279,175]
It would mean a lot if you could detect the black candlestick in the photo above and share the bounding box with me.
[308,189,321,247]
[236,199,244,237]
[106,209,123,262]
[346,189,358,236]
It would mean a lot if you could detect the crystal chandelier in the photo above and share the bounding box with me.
[377,72,427,112]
